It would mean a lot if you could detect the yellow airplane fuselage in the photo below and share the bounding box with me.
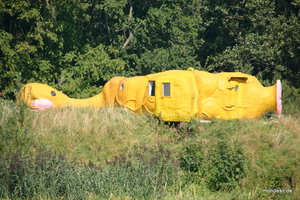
[20,68,281,121]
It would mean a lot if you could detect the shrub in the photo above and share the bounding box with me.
[204,138,246,191]
[180,143,205,183]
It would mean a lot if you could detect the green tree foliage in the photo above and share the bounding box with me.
[204,0,300,84]
[0,0,299,101]
[60,45,125,98]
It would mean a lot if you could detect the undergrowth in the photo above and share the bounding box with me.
[0,99,299,199]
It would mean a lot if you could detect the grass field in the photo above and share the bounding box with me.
[0,99,299,199]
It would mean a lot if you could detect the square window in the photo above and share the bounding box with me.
[162,83,170,97]
[148,81,155,96]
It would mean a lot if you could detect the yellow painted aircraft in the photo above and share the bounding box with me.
[19,68,282,121]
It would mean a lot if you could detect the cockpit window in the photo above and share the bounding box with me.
[162,83,170,97]
[148,81,155,96]
[51,91,56,96]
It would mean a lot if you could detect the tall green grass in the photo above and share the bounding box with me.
[0,99,299,199]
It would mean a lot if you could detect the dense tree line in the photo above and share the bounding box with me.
[0,0,299,99]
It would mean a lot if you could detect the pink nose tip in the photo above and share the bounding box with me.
[276,80,282,115]
[31,99,53,111]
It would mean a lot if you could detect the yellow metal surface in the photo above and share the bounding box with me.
[19,68,278,121]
